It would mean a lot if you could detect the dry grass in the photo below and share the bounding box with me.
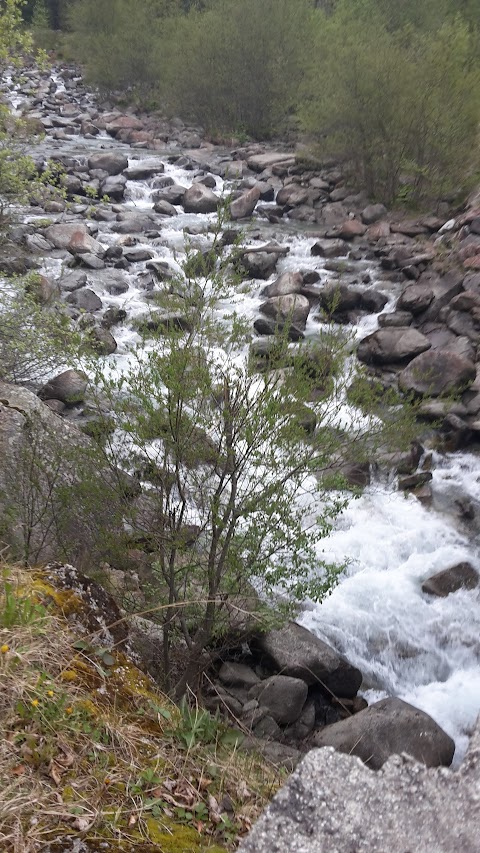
[0,564,282,852]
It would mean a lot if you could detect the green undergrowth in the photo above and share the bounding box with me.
[0,564,281,852]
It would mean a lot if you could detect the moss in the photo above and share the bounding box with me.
[145,817,228,852]
[31,575,84,617]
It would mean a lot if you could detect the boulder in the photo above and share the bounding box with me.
[336,219,367,240]
[183,183,220,214]
[311,239,348,259]
[397,283,434,315]
[124,159,165,180]
[249,675,308,726]
[252,622,362,697]
[318,283,362,315]
[312,698,455,769]
[218,662,260,689]
[38,369,88,404]
[241,251,279,279]
[276,184,309,208]
[399,350,476,397]
[101,174,127,201]
[67,230,105,256]
[247,152,295,172]
[422,561,479,597]
[260,294,311,330]
[104,115,144,137]
[152,184,187,206]
[87,151,128,175]
[361,203,387,224]
[238,717,480,853]
[44,222,91,251]
[66,288,103,313]
[357,328,431,365]
[262,271,303,298]
[230,186,261,220]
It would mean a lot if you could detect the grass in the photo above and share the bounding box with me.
[0,564,282,852]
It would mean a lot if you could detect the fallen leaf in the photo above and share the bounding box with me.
[48,760,62,786]
[72,816,92,832]
[11,764,27,776]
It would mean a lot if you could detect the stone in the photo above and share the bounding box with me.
[259,294,311,330]
[249,675,308,725]
[336,219,367,240]
[105,115,144,137]
[398,471,432,490]
[398,283,435,314]
[312,698,455,770]
[88,326,117,355]
[44,222,91,250]
[66,288,103,313]
[422,562,479,597]
[378,310,413,327]
[101,174,127,200]
[247,152,295,172]
[124,159,165,180]
[399,350,476,397]
[252,622,362,697]
[152,184,187,205]
[230,186,261,220]
[241,252,279,279]
[183,182,220,214]
[360,288,388,313]
[357,328,431,365]
[318,283,362,315]
[38,369,88,404]
[361,203,387,224]
[261,271,303,298]
[238,718,480,853]
[276,184,309,208]
[87,151,128,175]
[218,662,260,689]
[310,239,348,258]
[67,230,105,256]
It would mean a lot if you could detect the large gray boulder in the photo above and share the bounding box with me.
[38,369,88,404]
[252,622,362,697]
[399,350,476,396]
[259,294,311,330]
[238,715,480,853]
[357,327,431,365]
[230,186,261,220]
[87,151,128,175]
[422,561,479,597]
[262,271,303,298]
[183,183,219,214]
[312,698,455,769]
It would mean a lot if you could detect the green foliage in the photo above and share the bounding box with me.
[302,3,480,204]
[162,0,313,137]
[0,571,47,628]
[0,276,80,384]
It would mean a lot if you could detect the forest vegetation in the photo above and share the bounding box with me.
[23,0,480,206]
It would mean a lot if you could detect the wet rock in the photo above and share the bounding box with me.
[398,471,432,490]
[261,271,303,298]
[253,317,304,341]
[87,151,128,175]
[399,350,476,397]
[284,698,316,741]
[183,182,220,213]
[44,222,91,250]
[357,328,431,365]
[310,239,348,259]
[101,174,127,200]
[38,369,88,404]
[241,251,279,279]
[360,289,388,313]
[336,219,367,240]
[378,311,413,327]
[422,562,479,597]
[152,183,186,205]
[124,158,165,180]
[260,294,311,330]
[318,283,362,315]
[66,288,103,312]
[252,622,362,696]
[102,306,127,327]
[312,697,455,770]
[67,230,105,256]
[230,186,261,220]
[88,326,117,355]
[77,253,105,270]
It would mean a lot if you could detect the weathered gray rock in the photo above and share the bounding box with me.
[183,182,219,214]
[311,698,455,770]
[398,283,435,314]
[241,252,279,279]
[247,152,295,172]
[252,622,362,697]
[260,294,311,330]
[230,186,261,220]
[124,158,165,180]
[101,174,127,201]
[218,662,260,689]
[357,328,431,365]
[422,561,479,597]
[87,151,128,175]
[38,369,88,404]
[310,239,348,259]
[361,203,387,224]
[66,288,103,313]
[249,675,308,725]
[276,184,309,208]
[238,715,480,853]
[262,271,303,298]
[399,350,476,397]
[44,222,92,250]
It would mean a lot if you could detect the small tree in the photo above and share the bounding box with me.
[85,223,414,696]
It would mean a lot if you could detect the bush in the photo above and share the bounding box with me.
[158,0,313,137]
[303,3,480,205]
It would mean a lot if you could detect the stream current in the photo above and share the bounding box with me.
[5,68,480,764]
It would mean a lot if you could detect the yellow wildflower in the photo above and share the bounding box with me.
[0,644,9,654]
[47,690,54,697]
[31,699,39,708]
[65,706,73,715]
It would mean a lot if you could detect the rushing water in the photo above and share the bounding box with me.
[6,68,480,764]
